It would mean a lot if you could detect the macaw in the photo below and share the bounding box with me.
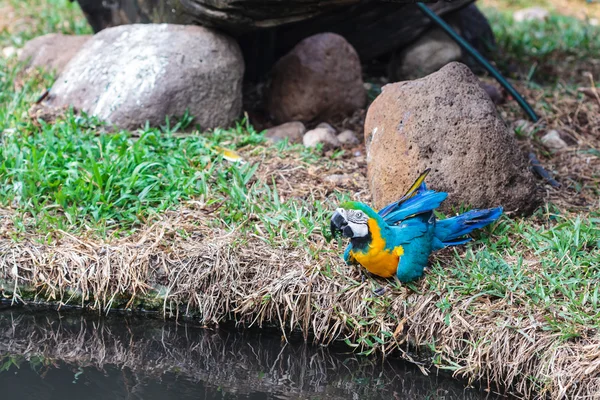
[330,168,503,284]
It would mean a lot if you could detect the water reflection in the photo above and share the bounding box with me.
[0,306,500,399]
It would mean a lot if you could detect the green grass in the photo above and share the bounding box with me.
[1,0,92,47]
[481,7,600,82]
[427,207,600,341]
[0,0,348,242]
[488,11,600,58]
[1,108,258,236]
[0,60,338,241]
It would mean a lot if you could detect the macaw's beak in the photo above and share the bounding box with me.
[330,210,353,238]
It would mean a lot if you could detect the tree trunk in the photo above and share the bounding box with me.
[74,0,475,80]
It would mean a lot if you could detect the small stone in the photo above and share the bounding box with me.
[513,119,534,135]
[513,7,549,22]
[18,33,91,74]
[316,122,336,134]
[590,18,599,27]
[325,174,354,184]
[2,46,18,58]
[541,130,568,151]
[337,129,360,146]
[479,82,505,105]
[303,127,341,150]
[389,27,462,81]
[267,32,367,123]
[264,121,306,144]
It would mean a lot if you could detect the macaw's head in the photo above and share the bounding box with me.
[330,201,376,239]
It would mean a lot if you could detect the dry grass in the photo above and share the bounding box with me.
[0,198,598,399]
[483,76,600,210]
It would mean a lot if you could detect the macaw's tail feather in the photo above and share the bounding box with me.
[432,207,503,250]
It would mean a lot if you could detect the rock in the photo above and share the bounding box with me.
[591,18,599,27]
[303,127,341,150]
[541,130,568,151]
[2,46,20,58]
[267,33,367,124]
[513,7,549,22]
[316,122,337,134]
[446,4,497,74]
[479,82,505,105]
[337,130,360,146]
[18,33,91,74]
[45,24,244,131]
[74,0,473,80]
[325,174,354,184]
[28,103,69,126]
[264,121,306,144]
[364,62,540,215]
[389,27,462,81]
[512,119,536,136]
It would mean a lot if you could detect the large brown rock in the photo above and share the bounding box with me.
[364,62,541,215]
[266,33,366,124]
[19,33,92,74]
[45,24,244,131]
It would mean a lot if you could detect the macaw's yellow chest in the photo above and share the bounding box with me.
[349,219,404,278]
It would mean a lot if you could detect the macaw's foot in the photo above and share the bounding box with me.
[373,287,387,297]
[360,270,368,283]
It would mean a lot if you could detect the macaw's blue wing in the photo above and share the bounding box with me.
[381,190,448,226]
[393,216,429,242]
[378,169,448,226]
[343,243,353,264]
[379,169,431,218]
[394,214,434,282]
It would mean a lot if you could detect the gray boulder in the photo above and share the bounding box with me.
[45,24,244,131]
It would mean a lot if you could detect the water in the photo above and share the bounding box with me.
[0,305,501,400]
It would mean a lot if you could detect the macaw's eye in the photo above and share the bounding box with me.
[348,210,367,223]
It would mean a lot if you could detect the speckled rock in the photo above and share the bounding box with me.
[364,62,541,215]
[267,33,367,123]
[45,24,244,131]
[19,33,91,74]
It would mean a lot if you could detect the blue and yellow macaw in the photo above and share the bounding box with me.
[330,169,503,284]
